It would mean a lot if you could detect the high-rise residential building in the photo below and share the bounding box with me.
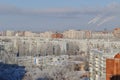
[91,31,114,39]
[113,28,120,38]
[106,53,120,80]
[85,31,92,39]
[15,31,24,36]
[24,31,33,37]
[5,30,14,36]
[39,31,53,38]
[63,30,85,39]
[89,48,119,80]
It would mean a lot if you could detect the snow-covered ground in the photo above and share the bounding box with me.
[15,55,89,80]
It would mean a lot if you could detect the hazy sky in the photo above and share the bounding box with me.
[0,0,120,31]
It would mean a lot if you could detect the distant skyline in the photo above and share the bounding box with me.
[0,0,120,31]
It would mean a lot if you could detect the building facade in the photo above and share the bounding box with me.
[39,31,53,38]
[63,30,86,39]
[51,32,63,38]
[89,48,119,80]
[91,31,114,39]
[113,28,120,38]
[5,30,15,36]
[106,53,120,80]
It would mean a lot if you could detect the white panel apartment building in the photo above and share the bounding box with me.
[63,30,85,39]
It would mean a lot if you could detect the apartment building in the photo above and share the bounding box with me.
[5,30,15,36]
[63,30,86,39]
[113,28,120,38]
[106,53,120,80]
[89,49,118,80]
[91,31,114,39]
[39,31,53,38]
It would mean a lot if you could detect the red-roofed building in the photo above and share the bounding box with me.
[51,32,63,38]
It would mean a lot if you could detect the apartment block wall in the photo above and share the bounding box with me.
[113,28,120,38]
[106,54,120,80]
[51,33,63,38]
